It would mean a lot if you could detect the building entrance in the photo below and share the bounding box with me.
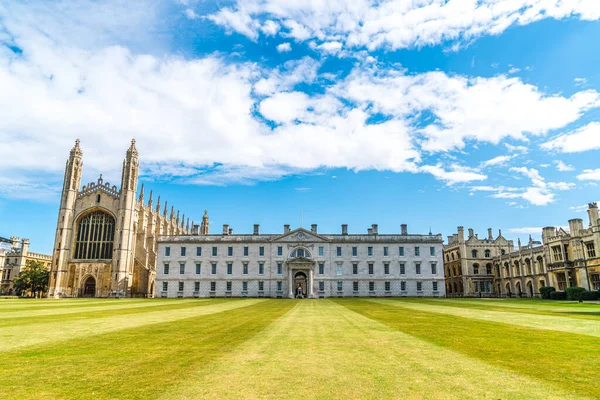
[294,271,307,298]
[83,276,96,297]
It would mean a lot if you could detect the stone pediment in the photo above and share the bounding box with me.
[273,228,330,243]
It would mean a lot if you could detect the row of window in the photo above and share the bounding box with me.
[164,245,438,258]
[163,261,438,276]
[162,280,439,292]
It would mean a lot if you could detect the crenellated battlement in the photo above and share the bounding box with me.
[78,175,120,199]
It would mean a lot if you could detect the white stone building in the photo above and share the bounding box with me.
[156,223,445,298]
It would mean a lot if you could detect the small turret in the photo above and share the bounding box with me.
[139,183,144,203]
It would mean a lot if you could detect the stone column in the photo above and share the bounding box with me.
[309,269,314,297]
[288,267,293,298]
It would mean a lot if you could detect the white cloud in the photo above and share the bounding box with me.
[547,182,575,191]
[502,167,575,206]
[419,164,487,185]
[505,143,528,153]
[577,169,600,181]
[508,67,520,74]
[574,77,588,86]
[480,155,513,168]
[185,8,199,19]
[317,41,343,54]
[554,160,575,172]
[207,0,600,52]
[542,122,600,153]
[276,42,291,52]
[261,20,280,36]
[506,227,543,235]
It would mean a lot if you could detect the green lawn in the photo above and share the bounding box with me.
[0,298,598,399]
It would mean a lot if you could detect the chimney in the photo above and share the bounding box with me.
[253,224,260,235]
[488,228,493,240]
[371,224,378,234]
[10,237,19,250]
[222,224,229,235]
[21,238,29,255]
[468,228,474,238]
[228,228,233,235]
[311,224,317,233]
[342,224,348,235]
[542,226,555,242]
[568,219,583,235]
[587,202,599,227]
[401,224,408,235]
[457,226,465,242]
[367,228,373,234]
[498,229,502,237]
[284,224,290,234]
[192,224,200,235]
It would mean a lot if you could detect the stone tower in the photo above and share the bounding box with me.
[200,210,209,235]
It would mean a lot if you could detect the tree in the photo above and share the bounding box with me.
[12,260,50,297]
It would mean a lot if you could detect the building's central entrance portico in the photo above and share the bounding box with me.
[287,258,315,298]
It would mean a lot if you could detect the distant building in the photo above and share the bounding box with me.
[156,223,446,298]
[445,202,600,297]
[0,237,52,295]
[47,140,198,298]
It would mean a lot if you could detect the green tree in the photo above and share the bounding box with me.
[12,260,50,297]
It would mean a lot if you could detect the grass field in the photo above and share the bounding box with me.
[0,298,598,399]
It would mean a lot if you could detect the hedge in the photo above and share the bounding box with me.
[550,291,567,300]
[539,286,556,299]
[566,287,587,301]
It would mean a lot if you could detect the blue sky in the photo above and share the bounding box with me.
[1,1,600,254]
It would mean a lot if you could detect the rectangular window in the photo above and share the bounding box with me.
[178,281,184,292]
[278,246,283,256]
[416,263,421,275]
[551,246,562,262]
[368,263,374,275]
[162,281,168,291]
[383,247,388,257]
[196,247,202,256]
[352,247,358,257]
[430,246,435,256]
[433,281,438,291]
[227,263,233,275]
[226,281,232,291]
[337,281,343,291]
[336,263,343,276]
[319,281,325,291]
[212,247,217,257]
[228,246,233,257]
[277,263,283,275]
[591,274,600,291]
[258,281,264,291]
[337,246,342,257]
[384,263,390,275]
[368,246,373,256]
[244,246,249,256]
[259,246,265,257]
[242,281,248,291]
[352,264,358,275]
[164,263,169,275]
[586,242,596,258]
[181,247,186,257]
[369,281,374,291]
[319,246,324,256]
[179,263,185,274]
[399,246,404,256]
[385,281,390,291]
[211,263,217,275]
[319,263,325,275]
[277,281,282,291]
[195,263,201,275]
[165,247,171,257]
[353,281,359,292]
[401,281,406,291]
[210,281,216,291]
[417,281,422,291]
[415,246,420,256]
[259,263,264,275]
[194,281,200,292]
[243,263,248,275]
[431,263,437,275]
[399,263,406,275]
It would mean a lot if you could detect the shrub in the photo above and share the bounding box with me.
[550,291,567,300]
[539,286,556,299]
[566,287,587,301]
[580,290,600,301]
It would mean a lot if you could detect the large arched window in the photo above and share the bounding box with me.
[74,211,115,260]
[290,248,311,258]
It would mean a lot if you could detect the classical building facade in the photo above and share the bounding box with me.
[444,202,600,297]
[0,237,52,295]
[156,223,445,298]
[48,140,197,298]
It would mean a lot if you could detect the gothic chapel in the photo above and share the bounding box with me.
[48,139,206,298]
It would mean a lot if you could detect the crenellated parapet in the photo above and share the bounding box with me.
[79,175,120,199]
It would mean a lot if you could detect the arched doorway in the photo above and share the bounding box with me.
[527,281,533,298]
[294,271,307,298]
[515,281,522,297]
[505,282,512,297]
[83,276,96,297]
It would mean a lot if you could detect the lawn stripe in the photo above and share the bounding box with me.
[0,299,265,352]
[161,300,584,400]
[0,299,151,311]
[0,299,204,319]
[369,298,600,337]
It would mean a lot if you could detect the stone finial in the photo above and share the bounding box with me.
[170,206,175,220]
[70,139,83,157]
[163,201,168,217]
[139,183,144,202]
[186,218,190,231]
[148,190,153,208]
[156,196,161,213]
